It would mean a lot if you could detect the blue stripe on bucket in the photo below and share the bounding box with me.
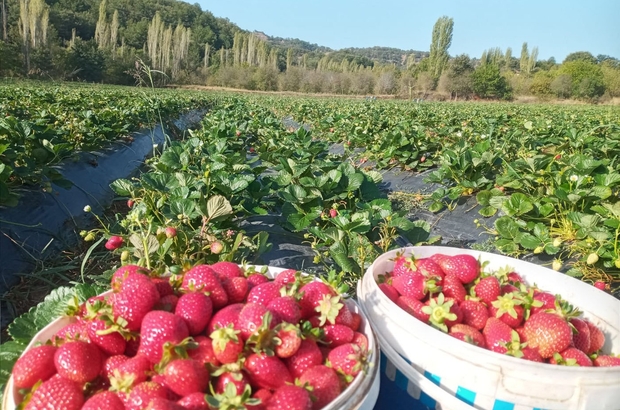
[423,370,441,386]
[380,352,388,373]
[419,390,437,409]
[456,386,476,406]
[394,367,410,390]
[492,399,515,410]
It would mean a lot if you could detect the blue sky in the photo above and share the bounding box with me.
[197,0,619,62]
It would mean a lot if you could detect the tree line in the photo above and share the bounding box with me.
[0,1,618,102]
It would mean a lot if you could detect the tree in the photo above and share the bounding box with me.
[427,16,453,80]
[529,70,555,97]
[601,61,620,97]
[472,63,511,99]
[519,42,529,73]
[438,54,474,99]
[558,59,605,99]
[550,75,572,98]
[563,51,597,64]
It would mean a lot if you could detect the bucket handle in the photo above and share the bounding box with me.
[379,335,476,410]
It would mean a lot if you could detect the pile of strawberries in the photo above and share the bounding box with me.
[377,252,620,367]
[11,263,370,410]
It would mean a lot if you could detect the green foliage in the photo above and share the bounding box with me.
[563,51,597,64]
[558,60,605,100]
[530,70,555,96]
[472,63,512,99]
[67,38,106,82]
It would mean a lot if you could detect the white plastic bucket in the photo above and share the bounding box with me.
[3,265,379,410]
[358,246,620,410]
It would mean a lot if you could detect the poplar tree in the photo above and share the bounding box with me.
[520,42,529,73]
[428,16,453,79]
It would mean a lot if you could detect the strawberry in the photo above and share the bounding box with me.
[244,353,294,390]
[249,388,272,410]
[429,253,451,266]
[210,324,244,364]
[333,301,355,328]
[266,385,312,410]
[105,235,124,250]
[125,381,170,410]
[299,365,341,410]
[501,283,519,295]
[54,340,102,384]
[274,269,303,287]
[459,299,489,330]
[53,321,90,343]
[549,347,593,366]
[86,318,127,356]
[523,312,572,358]
[111,274,160,331]
[146,397,186,410]
[299,281,336,319]
[101,354,130,383]
[275,324,302,358]
[349,312,362,332]
[569,318,591,353]
[12,344,58,389]
[155,294,179,312]
[437,254,479,284]
[392,253,413,277]
[483,317,516,354]
[82,391,126,410]
[214,371,250,395]
[378,283,399,303]
[163,359,210,396]
[449,324,486,348]
[175,292,213,335]
[24,374,84,410]
[473,276,501,304]
[414,258,445,278]
[188,335,219,367]
[396,296,430,323]
[109,354,152,391]
[442,274,467,303]
[392,272,428,300]
[586,321,605,354]
[352,332,369,351]
[207,303,244,335]
[111,264,151,292]
[593,355,620,367]
[267,296,301,324]
[221,276,249,304]
[125,336,141,357]
[152,278,174,297]
[327,342,367,379]
[247,273,270,289]
[506,271,524,284]
[177,392,209,410]
[489,293,525,328]
[323,324,355,347]
[421,294,462,332]
[520,347,544,363]
[246,282,283,307]
[285,338,324,378]
[138,311,190,364]
[238,303,276,341]
[211,261,243,280]
[181,264,228,309]
[530,291,557,316]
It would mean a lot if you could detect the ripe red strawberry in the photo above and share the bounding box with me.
[483,317,516,354]
[267,296,301,324]
[550,347,593,366]
[125,336,141,357]
[181,265,228,309]
[422,294,462,332]
[163,359,210,396]
[274,269,301,287]
[299,365,341,410]
[473,276,501,304]
[442,274,467,303]
[125,381,170,410]
[327,342,367,379]
[138,311,190,364]
[378,283,399,303]
[249,389,272,410]
[429,253,450,266]
[530,291,557,316]
[392,272,428,300]
[244,353,294,390]
[299,281,336,319]
[266,385,312,410]
[285,338,324,378]
[238,303,276,341]
[101,354,130,382]
[489,293,525,328]
[175,292,213,335]
[211,261,243,280]
[520,347,544,363]
[324,324,355,347]
[246,282,283,307]
[155,294,179,312]
[247,273,270,289]
[449,324,486,348]
[437,254,479,284]
[152,278,174,297]
[352,332,369,351]
[214,371,250,395]
[350,312,362,332]
[333,302,354,328]
[145,397,186,410]
[111,264,150,292]
[105,235,124,250]
[82,391,126,410]
[593,355,620,367]
[586,321,605,354]
[506,271,524,284]
[109,354,152,390]
[24,374,84,410]
[188,335,219,367]
[392,253,414,277]
[275,324,302,358]
[207,303,244,335]
[211,324,244,364]
[414,258,445,278]
[396,296,430,323]
[523,312,572,358]
[221,276,249,304]
[111,274,160,331]
[177,392,209,409]
[12,344,58,389]
[53,321,90,343]
[86,319,127,356]
[569,318,591,353]
[54,340,102,384]
[459,299,489,330]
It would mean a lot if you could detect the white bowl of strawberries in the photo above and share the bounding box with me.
[358,246,620,410]
[4,263,379,410]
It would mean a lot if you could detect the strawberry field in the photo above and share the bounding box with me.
[1,82,620,408]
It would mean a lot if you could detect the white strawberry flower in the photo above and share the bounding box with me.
[83,205,92,212]
[570,175,578,182]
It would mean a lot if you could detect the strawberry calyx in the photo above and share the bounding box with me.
[551,352,579,366]
[155,337,198,372]
[246,313,279,356]
[316,295,344,326]
[502,330,527,358]
[421,293,457,333]
[491,293,523,320]
[206,383,260,410]
[109,369,138,394]
[211,324,241,352]
[210,362,244,378]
